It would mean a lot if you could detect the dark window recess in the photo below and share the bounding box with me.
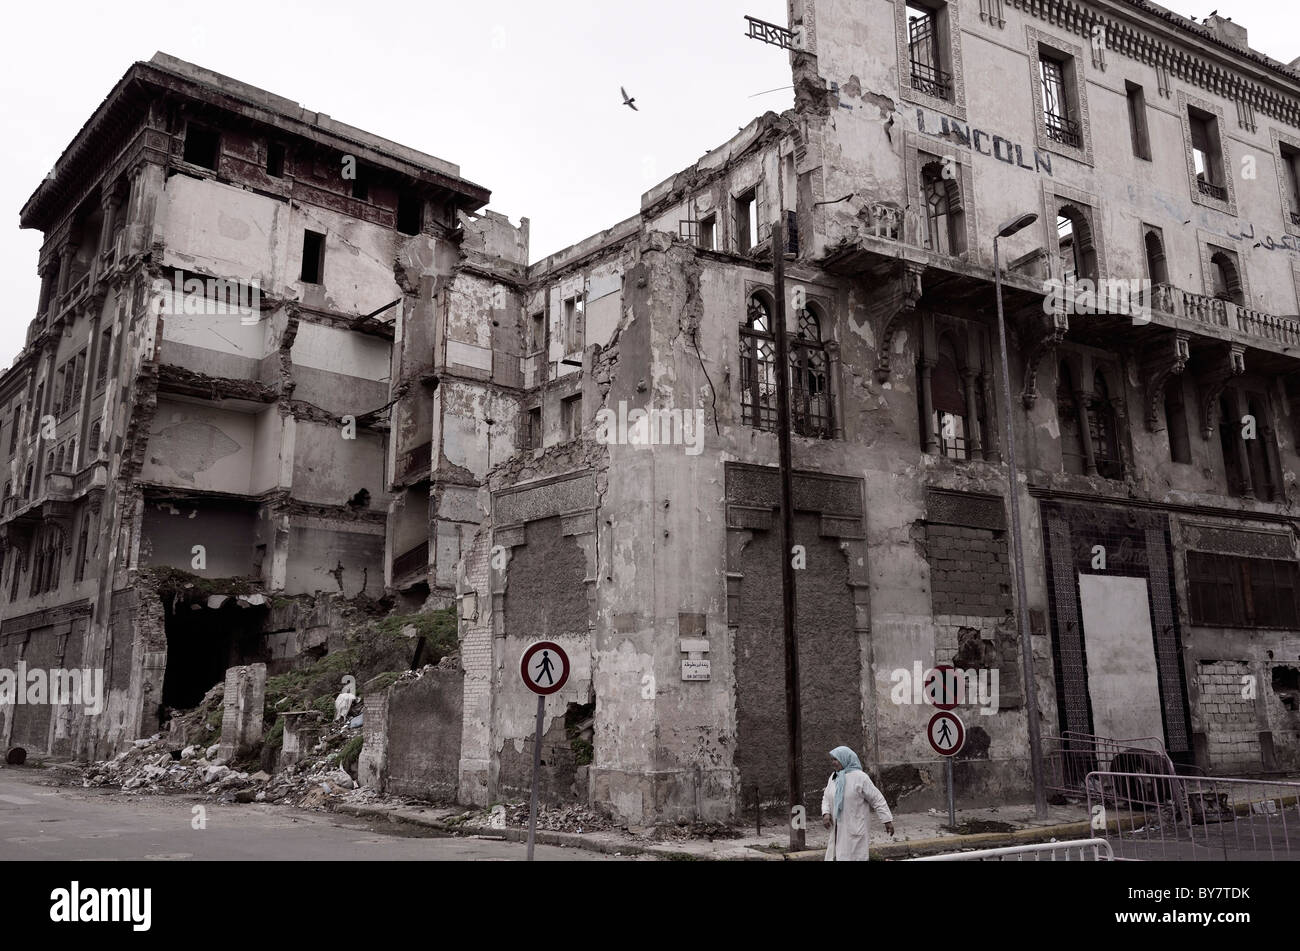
[351,165,369,201]
[698,215,716,251]
[525,407,542,449]
[735,190,757,254]
[1126,82,1151,160]
[397,191,422,235]
[266,142,286,178]
[183,124,221,171]
[301,230,325,284]
[1164,381,1191,464]
[907,3,951,100]
[1041,55,1081,148]
[1188,552,1300,628]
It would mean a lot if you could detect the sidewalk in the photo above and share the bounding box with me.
[325,797,1095,861]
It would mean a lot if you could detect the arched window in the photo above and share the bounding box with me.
[1057,205,1097,281]
[740,294,777,432]
[46,450,54,472]
[55,445,64,472]
[1057,361,1086,475]
[1144,231,1169,285]
[68,438,76,470]
[920,160,963,255]
[1089,371,1122,478]
[90,421,102,456]
[931,337,969,459]
[791,307,833,438]
[23,464,33,497]
[1210,252,1243,305]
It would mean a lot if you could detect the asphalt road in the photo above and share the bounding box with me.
[0,768,633,861]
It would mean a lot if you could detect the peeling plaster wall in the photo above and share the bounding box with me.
[140,399,256,493]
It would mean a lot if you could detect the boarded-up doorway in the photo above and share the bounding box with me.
[1078,575,1162,741]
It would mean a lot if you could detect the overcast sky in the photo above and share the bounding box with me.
[1,0,1297,369]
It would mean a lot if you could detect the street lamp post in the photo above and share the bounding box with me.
[993,212,1048,819]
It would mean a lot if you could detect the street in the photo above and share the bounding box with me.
[0,769,632,861]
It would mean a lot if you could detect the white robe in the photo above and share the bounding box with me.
[821,769,893,861]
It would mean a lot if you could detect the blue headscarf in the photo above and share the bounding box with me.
[830,746,862,822]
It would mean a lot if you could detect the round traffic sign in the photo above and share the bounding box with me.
[927,710,965,756]
[925,665,960,710]
[520,641,570,695]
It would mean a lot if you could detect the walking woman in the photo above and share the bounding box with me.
[820,745,895,861]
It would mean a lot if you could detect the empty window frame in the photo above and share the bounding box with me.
[740,294,778,432]
[1164,378,1192,464]
[1189,107,1226,199]
[906,2,952,100]
[563,296,585,353]
[791,307,834,438]
[735,190,757,254]
[350,163,369,201]
[1126,82,1151,160]
[397,191,422,236]
[529,312,545,353]
[698,214,717,251]
[524,406,542,450]
[1208,249,1244,305]
[929,338,970,459]
[1280,142,1300,226]
[1040,52,1081,148]
[29,384,43,436]
[300,230,326,284]
[96,328,112,387]
[1056,205,1097,281]
[919,158,963,255]
[1143,227,1169,285]
[183,123,221,171]
[561,395,583,441]
[266,142,286,178]
[1188,552,1300,628]
[1088,371,1123,479]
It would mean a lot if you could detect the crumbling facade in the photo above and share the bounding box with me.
[7,0,1300,826]
[0,54,524,760]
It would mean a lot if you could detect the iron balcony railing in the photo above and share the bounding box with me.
[1197,177,1228,201]
[392,541,428,581]
[909,61,952,100]
[1044,111,1082,148]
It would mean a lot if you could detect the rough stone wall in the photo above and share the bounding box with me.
[1195,660,1261,773]
[384,669,464,801]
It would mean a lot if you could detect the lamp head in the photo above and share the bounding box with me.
[997,213,1039,238]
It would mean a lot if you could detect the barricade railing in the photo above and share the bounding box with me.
[1086,771,1300,861]
[910,838,1113,861]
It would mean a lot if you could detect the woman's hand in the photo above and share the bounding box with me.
[822,813,832,830]
[885,822,895,836]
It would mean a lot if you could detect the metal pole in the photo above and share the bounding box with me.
[993,236,1048,819]
[771,221,805,851]
[526,693,544,861]
[946,757,955,828]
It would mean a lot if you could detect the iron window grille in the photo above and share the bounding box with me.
[740,299,835,438]
[1041,58,1082,148]
[908,10,951,99]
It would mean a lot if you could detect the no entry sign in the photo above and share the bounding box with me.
[520,641,570,696]
[927,710,965,756]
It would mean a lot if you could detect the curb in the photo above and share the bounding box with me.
[326,799,1096,861]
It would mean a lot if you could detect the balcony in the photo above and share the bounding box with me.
[397,441,431,483]
[1147,283,1300,347]
[392,541,428,582]
[1044,112,1082,148]
[1196,177,1228,201]
[43,472,74,500]
[909,61,952,100]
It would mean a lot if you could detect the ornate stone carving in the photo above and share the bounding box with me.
[871,262,924,382]
[1197,342,1246,439]
[1020,307,1069,407]
[1141,331,1191,431]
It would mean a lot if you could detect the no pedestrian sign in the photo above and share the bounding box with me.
[520,641,570,695]
[927,710,965,756]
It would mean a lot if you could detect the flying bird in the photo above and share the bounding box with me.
[621,87,638,111]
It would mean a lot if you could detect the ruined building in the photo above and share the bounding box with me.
[7,0,1300,825]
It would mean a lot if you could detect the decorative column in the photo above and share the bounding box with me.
[1075,389,1098,476]
[962,366,983,457]
[919,357,937,453]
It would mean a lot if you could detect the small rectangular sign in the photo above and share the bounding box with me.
[682,660,711,681]
[679,638,710,654]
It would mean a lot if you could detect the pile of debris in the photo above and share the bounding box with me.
[496,802,616,835]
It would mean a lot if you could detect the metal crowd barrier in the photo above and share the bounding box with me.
[1087,771,1300,861]
[910,838,1113,861]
